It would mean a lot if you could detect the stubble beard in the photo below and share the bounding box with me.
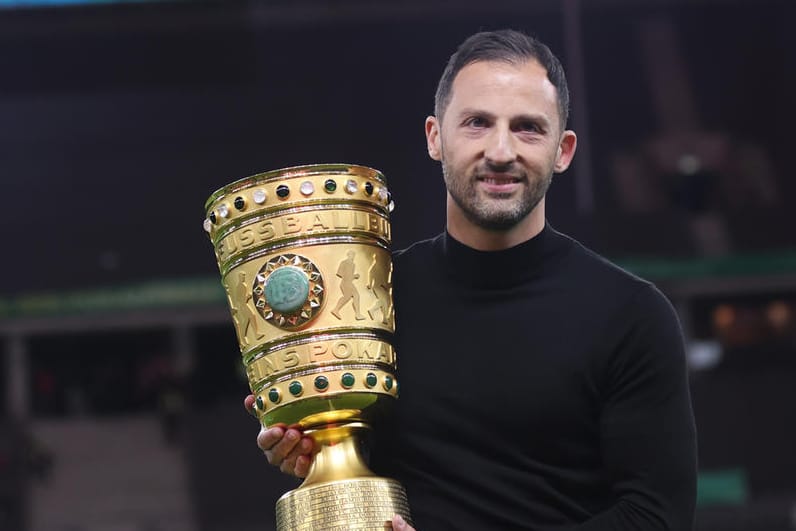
[442,157,553,232]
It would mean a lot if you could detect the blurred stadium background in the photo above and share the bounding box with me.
[1,0,795,529]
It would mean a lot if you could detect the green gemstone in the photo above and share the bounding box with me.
[264,266,310,314]
[289,381,303,396]
[234,196,246,210]
[268,388,280,403]
[324,179,337,193]
[383,376,394,391]
[341,373,355,388]
[255,396,264,410]
[364,181,374,195]
[314,375,329,391]
[365,373,377,388]
[276,184,290,198]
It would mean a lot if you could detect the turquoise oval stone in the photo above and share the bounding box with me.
[264,266,310,314]
[268,388,280,404]
[289,381,303,396]
[384,376,394,391]
[365,373,377,388]
[341,373,355,388]
[314,375,329,391]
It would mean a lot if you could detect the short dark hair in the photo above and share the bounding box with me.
[434,29,570,129]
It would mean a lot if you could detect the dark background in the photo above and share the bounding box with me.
[2,0,794,295]
[2,1,796,530]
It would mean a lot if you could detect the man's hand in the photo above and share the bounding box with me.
[244,395,314,478]
[392,514,415,530]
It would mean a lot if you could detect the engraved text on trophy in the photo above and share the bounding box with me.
[216,209,390,263]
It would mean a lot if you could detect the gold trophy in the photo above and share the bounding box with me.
[203,164,412,530]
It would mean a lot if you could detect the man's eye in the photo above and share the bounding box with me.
[465,117,487,128]
[518,122,542,133]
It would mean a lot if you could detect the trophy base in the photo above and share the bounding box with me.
[275,477,412,531]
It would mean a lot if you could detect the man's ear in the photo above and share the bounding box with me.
[425,116,442,161]
[554,130,577,173]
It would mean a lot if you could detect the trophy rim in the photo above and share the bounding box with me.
[204,163,387,211]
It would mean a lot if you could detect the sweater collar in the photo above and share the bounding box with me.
[434,222,571,289]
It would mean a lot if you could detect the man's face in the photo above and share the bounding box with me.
[426,60,576,232]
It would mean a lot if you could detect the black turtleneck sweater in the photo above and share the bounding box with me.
[371,224,697,530]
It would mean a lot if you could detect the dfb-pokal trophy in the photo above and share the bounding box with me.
[203,164,412,530]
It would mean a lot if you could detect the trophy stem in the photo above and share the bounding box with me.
[301,422,375,487]
[276,421,412,530]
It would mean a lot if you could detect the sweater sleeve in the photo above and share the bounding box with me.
[574,284,697,531]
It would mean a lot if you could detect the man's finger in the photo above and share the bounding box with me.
[278,447,312,477]
[263,428,303,466]
[282,436,313,463]
[294,454,311,478]
[257,426,286,452]
[392,514,414,531]
[243,395,256,416]
[280,458,297,475]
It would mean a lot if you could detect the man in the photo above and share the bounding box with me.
[246,29,697,530]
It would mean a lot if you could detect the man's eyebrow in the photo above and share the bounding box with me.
[511,113,552,127]
[456,108,552,127]
[456,108,495,119]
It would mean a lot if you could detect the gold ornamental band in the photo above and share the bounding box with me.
[214,205,390,273]
[256,366,399,404]
[276,478,412,531]
[222,243,394,355]
[253,369,398,427]
[205,168,390,239]
[246,336,395,386]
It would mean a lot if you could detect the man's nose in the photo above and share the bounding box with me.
[484,126,517,166]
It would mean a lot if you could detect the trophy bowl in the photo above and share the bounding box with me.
[204,163,412,530]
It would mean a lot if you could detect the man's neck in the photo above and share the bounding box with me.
[446,199,546,251]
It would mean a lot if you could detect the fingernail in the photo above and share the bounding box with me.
[266,427,284,440]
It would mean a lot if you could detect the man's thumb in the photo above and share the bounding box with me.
[392,514,409,530]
